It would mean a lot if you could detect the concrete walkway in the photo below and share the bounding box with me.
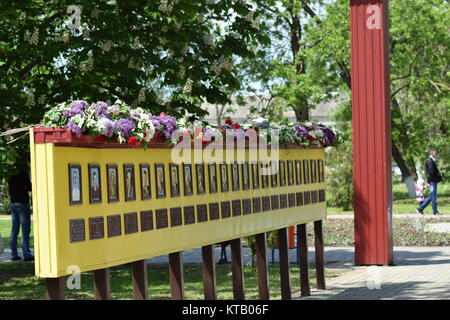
[294,246,450,300]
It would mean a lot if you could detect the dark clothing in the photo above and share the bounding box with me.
[425,157,442,183]
[8,171,31,203]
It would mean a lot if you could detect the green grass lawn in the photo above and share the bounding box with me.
[0,218,34,248]
[328,182,450,215]
[0,262,343,300]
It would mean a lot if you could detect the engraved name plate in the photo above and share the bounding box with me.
[197,204,208,223]
[304,191,311,205]
[170,207,182,227]
[140,210,154,231]
[288,193,296,208]
[271,195,279,210]
[280,194,287,209]
[319,189,326,202]
[209,203,220,220]
[221,201,231,218]
[296,192,304,206]
[232,200,242,217]
[124,212,138,234]
[156,209,168,229]
[69,219,85,243]
[243,199,252,215]
[184,206,195,225]
[107,214,121,238]
[253,197,261,213]
[262,196,271,212]
[89,217,104,240]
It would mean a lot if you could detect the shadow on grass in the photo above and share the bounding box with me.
[0,262,344,300]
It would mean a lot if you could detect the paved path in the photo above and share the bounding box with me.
[294,247,450,300]
[327,214,448,219]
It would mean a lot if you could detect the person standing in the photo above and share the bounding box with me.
[416,149,443,215]
[8,165,34,261]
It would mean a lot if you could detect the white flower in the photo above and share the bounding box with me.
[102,40,112,54]
[26,94,35,107]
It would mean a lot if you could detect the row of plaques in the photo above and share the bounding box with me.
[68,159,325,205]
[69,189,326,243]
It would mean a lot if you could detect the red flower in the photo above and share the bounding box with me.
[225,118,233,126]
[128,137,141,148]
[231,123,241,129]
[307,135,314,141]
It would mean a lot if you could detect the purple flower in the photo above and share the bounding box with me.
[118,118,135,139]
[149,114,177,139]
[62,100,88,117]
[97,118,117,137]
[295,125,309,139]
[108,104,121,115]
[93,101,110,117]
[66,120,83,137]
[317,124,336,147]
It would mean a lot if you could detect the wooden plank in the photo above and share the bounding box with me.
[132,259,148,300]
[314,220,326,290]
[169,252,184,300]
[278,228,292,300]
[45,277,65,300]
[94,268,111,300]
[201,245,217,300]
[297,224,310,296]
[230,238,245,300]
[255,232,270,300]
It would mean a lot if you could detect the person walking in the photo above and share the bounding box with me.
[8,163,34,261]
[416,149,443,215]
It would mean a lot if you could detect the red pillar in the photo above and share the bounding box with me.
[350,0,393,265]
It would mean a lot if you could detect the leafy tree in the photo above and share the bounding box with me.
[0,0,270,179]
[247,0,449,197]
[307,0,450,195]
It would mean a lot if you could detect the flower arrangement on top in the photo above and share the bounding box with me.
[42,100,339,149]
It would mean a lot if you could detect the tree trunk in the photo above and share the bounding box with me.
[392,142,417,198]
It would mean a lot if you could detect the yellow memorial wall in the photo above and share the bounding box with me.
[30,130,326,278]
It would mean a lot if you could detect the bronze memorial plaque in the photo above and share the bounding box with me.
[271,195,279,210]
[280,194,288,209]
[89,217,104,240]
[253,197,261,213]
[156,209,168,229]
[140,210,154,231]
[243,199,252,215]
[319,189,326,202]
[262,196,271,212]
[184,206,195,225]
[69,219,85,243]
[296,192,304,206]
[107,214,121,238]
[221,201,231,218]
[124,212,138,234]
[288,193,296,207]
[209,203,220,220]
[304,191,311,205]
[232,199,242,217]
[170,207,182,227]
[311,190,318,203]
[197,204,208,222]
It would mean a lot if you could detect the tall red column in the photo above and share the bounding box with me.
[350,0,393,265]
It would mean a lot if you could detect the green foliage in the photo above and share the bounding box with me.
[325,105,353,211]
[0,0,271,180]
